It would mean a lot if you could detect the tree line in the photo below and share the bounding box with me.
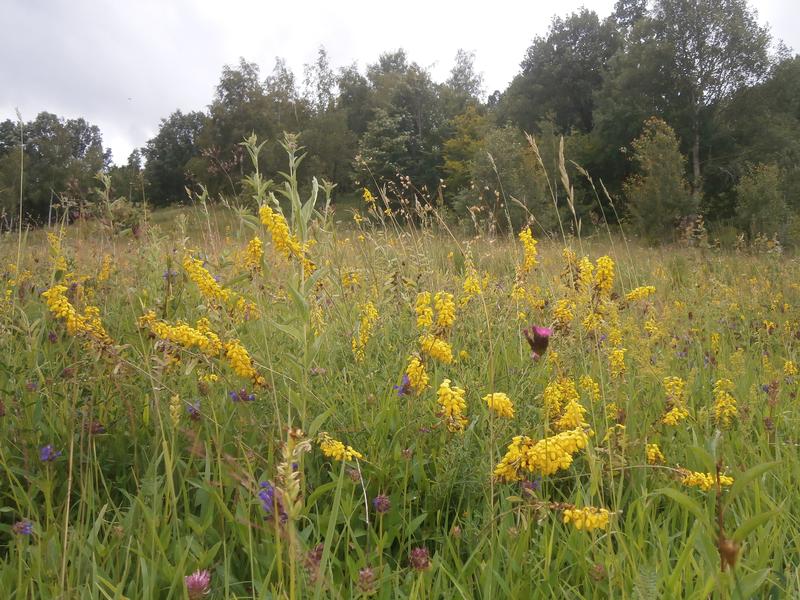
[2,0,799,242]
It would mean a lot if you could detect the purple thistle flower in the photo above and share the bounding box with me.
[523,326,552,360]
[393,374,411,397]
[372,494,391,515]
[39,445,62,462]
[184,569,211,599]
[12,520,33,535]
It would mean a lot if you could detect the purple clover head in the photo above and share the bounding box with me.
[184,569,211,599]
[39,445,62,462]
[523,325,552,360]
[372,494,391,515]
[409,546,431,571]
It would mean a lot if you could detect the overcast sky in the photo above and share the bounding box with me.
[2,0,798,165]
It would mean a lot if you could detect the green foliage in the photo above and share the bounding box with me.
[735,164,788,240]
[623,117,696,241]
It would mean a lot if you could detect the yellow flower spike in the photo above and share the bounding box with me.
[437,379,468,432]
[518,227,538,273]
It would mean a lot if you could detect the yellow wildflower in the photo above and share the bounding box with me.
[242,237,264,273]
[625,286,655,302]
[713,378,737,427]
[419,334,453,364]
[518,227,538,272]
[434,291,456,330]
[646,443,665,464]
[223,339,265,386]
[609,347,626,379]
[318,432,363,461]
[42,285,112,345]
[415,292,433,329]
[437,379,468,432]
[679,469,734,492]
[594,256,615,297]
[484,392,514,419]
[351,300,379,362]
[563,507,610,531]
[259,204,315,275]
[405,355,429,394]
[493,429,590,482]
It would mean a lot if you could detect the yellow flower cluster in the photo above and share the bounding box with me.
[646,443,665,464]
[483,392,514,419]
[434,292,456,330]
[259,204,315,275]
[609,347,626,379]
[660,376,689,425]
[351,300,379,362]
[97,254,113,282]
[594,256,615,297]
[543,377,579,419]
[437,379,468,432]
[169,394,182,426]
[138,312,264,385]
[625,285,656,302]
[138,311,223,356]
[415,292,434,329]
[712,378,738,427]
[460,253,483,306]
[183,255,231,305]
[553,298,575,327]
[579,375,600,402]
[419,333,453,364]
[47,232,68,272]
[679,469,734,492]
[362,188,376,204]
[318,432,363,461]
[241,237,264,273]
[493,429,589,482]
[562,506,610,531]
[405,355,429,393]
[342,270,360,289]
[556,396,588,431]
[42,284,111,345]
[784,360,798,377]
[518,227,538,273]
[224,339,266,386]
[578,257,594,291]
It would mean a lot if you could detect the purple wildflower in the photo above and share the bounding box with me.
[187,402,201,420]
[229,388,256,402]
[258,481,287,522]
[523,326,552,360]
[184,569,211,599]
[394,374,411,397]
[12,520,33,535]
[372,494,391,515]
[409,546,430,571]
[39,445,62,462]
[48,331,58,343]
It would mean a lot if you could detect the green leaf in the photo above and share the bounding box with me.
[653,487,710,532]
[732,509,781,542]
[728,461,779,501]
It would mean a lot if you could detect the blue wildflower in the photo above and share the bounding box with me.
[39,445,62,462]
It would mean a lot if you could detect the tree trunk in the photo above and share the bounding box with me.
[692,99,702,200]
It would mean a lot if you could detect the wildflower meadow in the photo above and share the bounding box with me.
[1,136,798,598]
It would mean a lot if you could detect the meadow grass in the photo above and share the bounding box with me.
[1,153,799,598]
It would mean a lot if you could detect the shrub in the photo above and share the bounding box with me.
[623,118,696,242]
